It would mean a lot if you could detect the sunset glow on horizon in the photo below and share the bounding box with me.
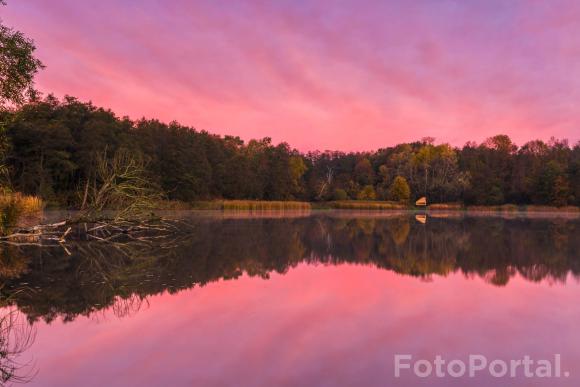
[3,0,580,151]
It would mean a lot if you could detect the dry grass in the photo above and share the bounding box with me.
[428,204,580,213]
[131,199,580,213]
[428,203,463,210]
[192,200,311,211]
[151,200,193,210]
[524,205,580,213]
[0,193,44,233]
[466,204,519,212]
[329,200,407,210]
[21,195,43,214]
[223,200,310,211]
[0,193,43,215]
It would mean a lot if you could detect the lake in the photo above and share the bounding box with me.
[1,210,579,386]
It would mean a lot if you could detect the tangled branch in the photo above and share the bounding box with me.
[84,148,163,220]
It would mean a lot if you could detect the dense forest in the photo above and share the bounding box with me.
[0,95,579,207]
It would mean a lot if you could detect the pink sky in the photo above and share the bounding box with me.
[3,0,580,151]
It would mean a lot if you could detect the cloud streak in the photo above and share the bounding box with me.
[3,0,580,150]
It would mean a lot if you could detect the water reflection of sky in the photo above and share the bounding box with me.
[26,264,580,386]
[1,212,579,386]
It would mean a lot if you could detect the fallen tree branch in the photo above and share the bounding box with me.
[0,216,191,247]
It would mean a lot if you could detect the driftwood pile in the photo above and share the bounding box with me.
[0,217,191,248]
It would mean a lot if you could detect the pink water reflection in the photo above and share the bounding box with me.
[28,264,580,386]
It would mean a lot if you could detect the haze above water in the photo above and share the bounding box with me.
[1,211,579,386]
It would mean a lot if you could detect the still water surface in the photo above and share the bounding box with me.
[1,211,579,386]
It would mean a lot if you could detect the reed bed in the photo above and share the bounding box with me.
[149,200,580,213]
[428,204,580,213]
[466,204,519,213]
[0,193,44,232]
[428,203,463,210]
[0,193,43,214]
[524,205,580,213]
[329,201,407,210]
[193,200,311,211]
[223,200,311,211]
[152,200,193,210]
[215,210,311,219]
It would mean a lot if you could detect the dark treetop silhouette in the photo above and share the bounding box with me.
[2,97,579,207]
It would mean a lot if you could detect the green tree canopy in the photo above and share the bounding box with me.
[389,176,410,203]
[0,2,44,108]
[357,185,376,200]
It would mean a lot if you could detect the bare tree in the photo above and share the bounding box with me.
[84,148,163,220]
[316,166,334,200]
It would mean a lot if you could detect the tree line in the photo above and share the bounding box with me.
[1,96,579,207]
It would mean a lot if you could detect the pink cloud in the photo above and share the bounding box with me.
[3,0,580,151]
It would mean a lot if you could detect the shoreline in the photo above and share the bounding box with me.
[160,200,580,213]
[35,199,580,214]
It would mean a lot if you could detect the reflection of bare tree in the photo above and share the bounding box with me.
[315,217,333,251]
[0,216,194,251]
[0,307,36,385]
[111,295,148,319]
[90,294,149,324]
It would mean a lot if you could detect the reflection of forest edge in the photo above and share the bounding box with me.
[0,214,579,323]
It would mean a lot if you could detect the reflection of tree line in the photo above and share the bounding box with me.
[0,215,579,324]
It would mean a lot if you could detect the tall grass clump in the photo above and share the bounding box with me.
[428,203,464,210]
[222,200,311,211]
[17,194,43,215]
[524,205,580,213]
[466,204,520,213]
[330,201,407,210]
[193,200,311,211]
[150,200,193,210]
[0,193,43,233]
